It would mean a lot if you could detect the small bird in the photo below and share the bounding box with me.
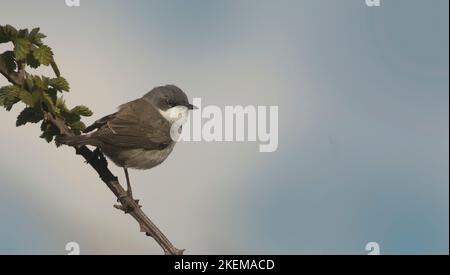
[57,85,196,196]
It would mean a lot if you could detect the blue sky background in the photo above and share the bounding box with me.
[0,0,448,254]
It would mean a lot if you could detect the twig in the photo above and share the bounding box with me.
[0,57,184,255]
[0,56,24,86]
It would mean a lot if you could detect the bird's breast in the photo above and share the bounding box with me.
[103,143,175,170]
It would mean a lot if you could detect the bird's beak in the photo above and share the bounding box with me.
[186,103,197,110]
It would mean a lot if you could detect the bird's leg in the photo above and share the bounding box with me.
[124,167,132,197]
[115,167,132,203]
[114,167,141,212]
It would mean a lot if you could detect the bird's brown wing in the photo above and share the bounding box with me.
[90,98,173,150]
[83,112,118,133]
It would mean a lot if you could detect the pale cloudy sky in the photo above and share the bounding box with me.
[0,0,448,254]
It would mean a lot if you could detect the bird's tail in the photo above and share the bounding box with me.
[56,135,98,147]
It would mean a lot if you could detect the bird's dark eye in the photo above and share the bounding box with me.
[166,99,174,107]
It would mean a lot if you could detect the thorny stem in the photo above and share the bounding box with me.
[0,55,184,255]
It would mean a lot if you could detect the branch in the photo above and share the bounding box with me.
[0,49,184,255]
[46,112,184,255]
[0,56,23,86]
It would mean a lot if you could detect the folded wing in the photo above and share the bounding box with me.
[90,99,172,150]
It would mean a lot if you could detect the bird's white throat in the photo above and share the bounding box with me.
[159,106,189,123]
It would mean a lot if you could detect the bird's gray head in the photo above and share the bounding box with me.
[143,85,196,122]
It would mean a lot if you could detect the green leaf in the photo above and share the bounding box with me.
[71,105,92,117]
[18,28,29,39]
[29,28,46,46]
[32,45,53,65]
[16,107,44,126]
[40,122,54,142]
[40,131,54,143]
[70,121,86,135]
[0,88,8,106]
[70,121,86,130]
[40,121,59,143]
[3,98,20,111]
[31,90,42,106]
[48,77,70,92]
[0,25,18,43]
[56,97,67,110]
[0,85,21,110]
[0,51,17,72]
[47,88,58,103]
[13,38,32,60]
[29,28,40,37]
[0,85,37,108]
[31,34,46,46]
[0,85,19,97]
[26,48,41,69]
[42,92,55,112]
[61,110,81,124]
[32,75,49,90]
[40,120,49,132]
[18,90,34,106]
